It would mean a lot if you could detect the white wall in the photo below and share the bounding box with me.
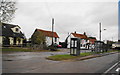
[20,38,23,44]
[16,38,23,45]
[9,37,14,45]
[46,37,59,46]
[67,34,88,49]
[0,36,2,46]
[67,34,76,48]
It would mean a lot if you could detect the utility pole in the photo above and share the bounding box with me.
[99,22,101,41]
[52,18,54,45]
[99,22,102,52]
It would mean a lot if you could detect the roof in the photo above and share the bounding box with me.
[36,29,59,38]
[88,37,96,44]
[88,37,96,39]
[71,33,88,39]
[89,39,96,44]
[0,23,25,38]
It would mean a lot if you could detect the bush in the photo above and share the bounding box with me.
[48,45,57,51]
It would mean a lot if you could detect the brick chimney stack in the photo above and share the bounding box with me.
[74,31,76,34]
[84,32,86,35]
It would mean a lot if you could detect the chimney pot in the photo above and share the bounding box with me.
[74,31,76,34]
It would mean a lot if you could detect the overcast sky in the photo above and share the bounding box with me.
[11,0,118,42]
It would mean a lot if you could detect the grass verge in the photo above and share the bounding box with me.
[46,52,94,61]
[46,50,119,61]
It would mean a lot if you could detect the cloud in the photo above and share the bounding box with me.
[12,1,118,41]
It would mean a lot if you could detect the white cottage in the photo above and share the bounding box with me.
[32,29,59,46]
[67,32,89,49]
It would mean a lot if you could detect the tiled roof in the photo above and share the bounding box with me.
[88,37,96,44]
[71,33,88,39]
[89,39,96,44]
[37,29,59,38]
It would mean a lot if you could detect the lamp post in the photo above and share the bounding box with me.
[99,23,106,41]
[99,22,106,52]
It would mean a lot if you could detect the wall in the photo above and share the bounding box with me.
[67,34,89,49]
[16,38,23,45]
[9,37,14,45]
[67,34,76,48]
[46,37,59,46]
[0,36,2,46]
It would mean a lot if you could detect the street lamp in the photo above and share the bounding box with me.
[99,22,106,41]
[99,23,107,52]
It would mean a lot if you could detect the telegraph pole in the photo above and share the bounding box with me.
[99,22,101,41]
[99,22,102,52]
[52,18,54,45]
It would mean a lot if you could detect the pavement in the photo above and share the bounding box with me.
[2,48,119,74]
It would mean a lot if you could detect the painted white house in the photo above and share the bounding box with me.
[67,32,89,49]
[0,23,25,46]
[32,29,59,46]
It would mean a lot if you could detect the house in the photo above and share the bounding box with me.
[88,37,96,44]
[0,23,25,47]
[66,31,89,49]
[31,29,59,46]
[88,37,97,49]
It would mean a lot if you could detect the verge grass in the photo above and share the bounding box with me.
[46,50,119,61]
[46,52,94,61]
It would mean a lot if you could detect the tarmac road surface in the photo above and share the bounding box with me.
[2,49,119,73]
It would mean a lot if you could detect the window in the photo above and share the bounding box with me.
[55,37,57,42]
[16,28,19,32]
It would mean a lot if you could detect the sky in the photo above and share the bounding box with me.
[11,0,118,42]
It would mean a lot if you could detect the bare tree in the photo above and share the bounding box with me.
[0,0,17,23]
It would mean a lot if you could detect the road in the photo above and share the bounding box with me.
[102,54,120,75]
[2,49,119,74]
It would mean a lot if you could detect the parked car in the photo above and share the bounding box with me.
[50,43,62,48]
[57,45,62,48]
[54,43,62,48]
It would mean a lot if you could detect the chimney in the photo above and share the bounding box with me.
[84,32,86,35]
[74,31,76,34]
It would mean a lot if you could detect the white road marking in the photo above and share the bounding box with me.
[104,61,120,73]
[116,68,120,72]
